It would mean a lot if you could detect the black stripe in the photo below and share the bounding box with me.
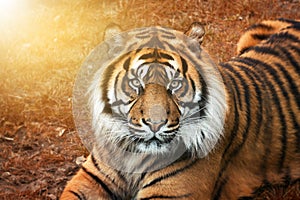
[101,51,133,114]
[135,34,150,39]
[198,73,208,117]
[250,46,281,56]
[278,45,300,83]
[247,23,274,31]
[138,172,148,184]
[140,36,165,49]
[234,64,265,141]
[234,56,296,109]
[81,167,121,200]
[233,55,297,177]
[239,35,274,55]
[91,154,128,192]
[289,44,300,74]
[69,190,87,200]
[121,73,135,97]
[292,22,300,30]
[140,193,191,200]
[135,29,152,39]
[277,18,299,24]
[240,57,289,172]
[141,61,174,69]
[164,41,179,54]
[114,71,121,98]
[277,18,300,27]
[178,78,189,98]
[257,65,274,182]
[178,101,199,111]
[213,63,253,199]
[283,166,292,185]
[160,29,177,40]
[123,57,131,70]
[160,52,174,60]
[190,77,196,92]
[139,52,154,60]
[274,61,300,109]
[161,34,177,40]
[242,43,300,91]
[173,46,210,116]
[212,178,228,200]
[142,160,197,189]
[220,63,243,109]
[238,196,255,200]
[274,63,300,153]
[160,61,175,69]
[180,56,188,76]
[238,47,250,55]
[267,32,300,45]
[230,62,273,180]
[212,67,241,200]
[251,33,271,41]
[135,48,143,54]
[160,28,177,38]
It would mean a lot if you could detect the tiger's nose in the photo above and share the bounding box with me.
[143,105,168,132]
[142,118,168,133]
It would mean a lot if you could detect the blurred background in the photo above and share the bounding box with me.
[0,0,299,199]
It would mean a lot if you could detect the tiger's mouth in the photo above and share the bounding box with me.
[121,129,178,153]
[141,133,176,145]
[135,137,177,153]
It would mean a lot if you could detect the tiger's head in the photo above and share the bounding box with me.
[87,24,226,159]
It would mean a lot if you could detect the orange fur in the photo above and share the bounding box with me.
[61,19,300,199]
[237,18,300,55]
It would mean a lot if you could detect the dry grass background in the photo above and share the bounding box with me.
[0,0,299,199]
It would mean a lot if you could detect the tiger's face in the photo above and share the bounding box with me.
[105,48,205,153]
[87,26,226,160]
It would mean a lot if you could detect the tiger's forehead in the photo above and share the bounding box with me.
[117,48,186,72]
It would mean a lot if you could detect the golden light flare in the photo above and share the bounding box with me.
[0,0,29,25]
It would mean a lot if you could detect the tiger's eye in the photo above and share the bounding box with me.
[130,79,141,87]
[169,80,182,91]
[171,80,180,88]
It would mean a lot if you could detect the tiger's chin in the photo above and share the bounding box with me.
[123,129,177,154]
[112,133,177,155]
[133,139,176,154]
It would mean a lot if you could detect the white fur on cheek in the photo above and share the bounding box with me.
[89,74,130,149]
[178,55,227,158]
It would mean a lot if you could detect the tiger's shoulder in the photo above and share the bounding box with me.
[237,18,300,55]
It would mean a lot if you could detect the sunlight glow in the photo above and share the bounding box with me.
[0,0,28,24]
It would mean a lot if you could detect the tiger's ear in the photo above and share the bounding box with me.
[103,23,123,41]
[185,22,205,45]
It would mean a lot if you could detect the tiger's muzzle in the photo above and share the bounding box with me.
[128,83,181,136]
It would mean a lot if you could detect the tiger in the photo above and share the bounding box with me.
[61,19,300,199]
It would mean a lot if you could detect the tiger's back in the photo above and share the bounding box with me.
[214,18,300,198]
[61,19,300,199]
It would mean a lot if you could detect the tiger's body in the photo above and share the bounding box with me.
[61,19,300,199]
